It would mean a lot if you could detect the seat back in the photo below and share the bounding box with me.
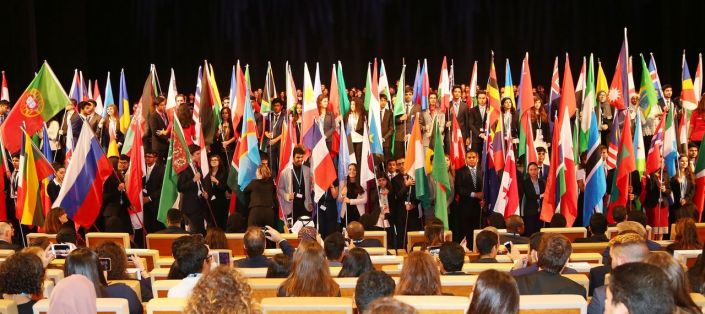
[333,277,358,297]
[225,233,246,256]
[260,297,353,314]
[26,233,56,246]
[673,249,702,269]
[606,226,652,239]
[249,278,286,302]
[364,231,388,250]
[280,233,300,248]
[237,267,268,278]
[568,253,603,264]
[362,247,387,256]
[369,255,404,270]
[85,232,131,249]
[0,250,14,259]
[519,294,586,314]
[45,269,64,285]
[146,298,188,314]
[146,234,190,257]
[461,263,514,274]
[570,242,609,254]
[109,280,142,302]
[150,268,171,288]
[690,293,705,310]
[407,231,453,252]
[539,227,587,242]
[33,298,130,314]
[394,295,469,314]
[152,280,182,299]
[125,249,160,271]
[671,223,705,244]
[440,275,477,297]
[0,299,18,314]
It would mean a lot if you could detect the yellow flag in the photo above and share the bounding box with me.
[597,61,609,95]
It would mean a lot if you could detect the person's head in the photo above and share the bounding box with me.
[271,98,283,114]
[588,213,608,236]
[609,233,649,269]
[527,162,539,179]
[347,221,365,241]
[185,266,257,313]
[188,144,201,162]
[476,230,499,257]
[0,222,14,242]
[424,219,445,247]
[208,154,222,170]
[11,154,19,170]
[355,270,396,313]
[396,251,442,295]
[662,84,673,98]
[505,215,525,235]
[324,232,346,262]
[0,252,45,297]
[48,274,97,314]
[404,87,413,103]
[612,206,627,223]
[606,263,674,314]
[616,221,647,238]
[477,90,488,105]
[673,217,701,248]
[548,213,567,228]
[44,207,69,234]
[64,248,107,297]
[53,162,66,182]
[316,94,328,111]
[438,241,464,273]
[396,157,405,173]
[466,151,478,167]
[501,97,513,111]
[379,93,389,108]
[644,253,701,312]
[205,227,228,250]
[536,147,547,163]
[468,269,520,314]
[94,241,130,281]
[428,93,438,107]
[144,150,157,166]
[487,212,506,229]
[679,155,690,171]
[293,145,305,166]
[155,96,166,112]
[688,142,699,159]
[339,247,373,277]
[175,241,210,276]
[0,100,8,114]
[527,232,544,264]
[537,234,571,274]
[348,163,358,179]
[266,253,292,278]
[626,209,648,228]
[78,100,94,115]
[364,297,418,314]
[282,241,339,297]
[256,164,271,180]
[243,226,266,258]
[166,208,183,227]
[386,159,396,174]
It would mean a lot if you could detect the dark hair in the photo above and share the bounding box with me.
[609,263,674,314]
[468,269,519,314]
[528,232,544,253]
[439,241,465,272]
[537,234,571,274]
[535,147,546,154]
[338,248,373,277]
[612,206,628,223]
[487,212,506,229]
[293,145,306,157]
[244,226,265,257]
[204,227,228,250]
[476,230,498,255]
[324,232,346,261]
[644,253,701,313]
[396,251,442,295]
[423,219,445,248]
[188,144,200,155]
[589,213,608,235]
[662,84,673,90]
[176,242,209,276]
[78,100,92,111]
[0,100,9,106]
[29,236,51,250]
[44,207,67,234]
[355,270,396,313]
[166,208,183,225]
[64,248,108,297]
[505,215,524,234]
[626,210,647,227]
[0,252,45,296]
[271,98,284,107]
[548,213,566,228]
[95,241,128,280]
[266,253,292,278]
[56,227,77,245]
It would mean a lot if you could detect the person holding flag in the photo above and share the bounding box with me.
[177,144,210,235]
[394,87,423,159]
[276,146,312,223]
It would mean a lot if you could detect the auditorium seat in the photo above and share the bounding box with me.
[394,295,470,314]
[330,266,342,276]
[150,268,170,283]
[689,293,705,309]
[369,255,404,270]
[540,227,587,242]
[570,242,609,254]
[518,294,587,314]
[439,275,477,296]
[568,253,603,264]
[333,277,359,297]
[0,250,13,259]
[42,280,54,299]
[109,280,142,302]
[156,257,175,269]
[473,229,507,253]
[561,274,589,298]
[260,297,353,314]
[606,225,652,240]
[361,247,387,256]
[237,267,268,278]
[145,298,187,314]
[152,280,182,299]
[249,278,286,302]
[33,298,130,314]
[461,263,514,274]
[280,233,301,248]
[673,249,702,269]
[47,258,65,270]
[671,223,705,244]
[407,231,452,252]
[146,234,190,257]
[125,248,160,271]
[225,233,246,256]
[364,231,388,250]
[85,232,131,249]
[25,233,56,246]
[45,268,64,285]
[0,299,18,314]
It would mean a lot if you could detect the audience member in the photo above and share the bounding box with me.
[0,252,45,314]
[515,234,586,297]
[156,209,189,234]
[548,213,567,228]
[168,242,210,298]
[185,266,260,314]
[363,297,418,314]
[687,245,705,293]
[22,246,54,268]
[644,253,700,314]
[511,232,578,277]
[48,274,97,314]
[501,215,529,244]
[487,212,507,229]
[95,241,152,301]
[348,221,384,247]
[610,206,627,226]
[396,251,442,295]
[439,241,466,275]
[667,217,703,254]
[472,230,499,263]
[167,235,202,279]
[277,241,340,297]
[266,253,291,278]
[355,270,396,313]
[574,213,609,243]
[606,263,674,314]
[0,222,19,251]
[338,247,373,277]
[468,269,520,314]
[204,227,228,250]
[297,226,319,244]
[235,227,269,268]
[261,226,295,257]
[324,232,346,267]
[43,207,75,235]
[411,219,445,253]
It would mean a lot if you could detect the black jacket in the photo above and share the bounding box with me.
[516,270,586,298]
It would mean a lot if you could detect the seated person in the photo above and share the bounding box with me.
[510,232,578,277]
[48,274,97,313]
[235,227,271,268]
[574,213,609,243]
[624,211,662,251]
[167,235,203,279]
[471,230,499,263]
[168,242,210,298]
[266,253,291,278]
[609,205,627,227]
[155,209,189,234]
[514,234,586,297]
[0,252,45,314]
[439,241,466,275]
[548,213,567,228]
[487,212,507,229]
[606,263,674,314]
[0,222,21,251]
[364,297,418,314]
[500,215,529,244]
[277,241,340,297]
[355,270,396,313]
[95,241,153,302]
[324,232,346,267]
[184,266,259,313]
[396,251,442,295]
[410,218,445,254]
[600,221,661,266]
[261,225,296,257]
[348,221,384,247]
[338,247,373,277]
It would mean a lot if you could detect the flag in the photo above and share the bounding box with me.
[503,59,516,110]
[237,82,262,189]
[329,64,340,118]
[68,70,82,102]
[17,130,54,226]
[548,57,560,132]
[405,113,430,208]
[208,64,223,125]
[633,110,646,177]
[438,57,451,112]
[125,113,145,229]
[392,64,406,155]
[336,61,350,117]
[649,54,665,101]
[607,28,630,110]
[364,62,383,155]
[596,61,609,95]
[52,120,113,229]
[200,62,217,146]
[233,61,247,134]
[285,62,297,113]
[0,62,70,153]
[165,68,178,119]
[1,71,8,101]
[486,54,504,173]
[579,56,594,154]
[680,54,697,148]
[605,112,621,170]
[379,60,392,106]
[310,123,336,201]
[468,61,478,108]
[420,59,430,110]
[103,72,114,118]
[431,120,451,229]
[541,55,578,226]
[262,62,277,114]
[694,138,705,220]
[646,113,665,175]
[663,97,679,177]
[583,55,607,226]
[118,69,130,134]
[518,53,537,165]
[450,114,465,170]
[41,125,54,212]
[87,79,93,100]
[301,63,317,149]
[275,120,293,230]
[157,111,191,225]
[608,111,636,216]
[0,140,8,221]
[79,72,87,101]
[627,56,636,100]
[695,53,703,103]
[313,63,322,102]
[93,80,103,116]
[412,61,421,105]
[487,54,502,130]
[639,55,659,119]
[337,120,352,220]
[575,58,586,121]
[494,132,520,218]
[122,67,155,155]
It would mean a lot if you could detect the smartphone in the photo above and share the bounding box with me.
[261,227,270,237]
[218,251,231,266]
[99,257,112,272]
[50,244,71,259]
[503,241,513,252]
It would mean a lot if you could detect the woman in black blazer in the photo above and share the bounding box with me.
[670,155,695,225]
[522,162,545,236]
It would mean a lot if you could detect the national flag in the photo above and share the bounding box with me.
[125,112,145,229]
[468,61,478,108]
[40,125,54,212]
[157,111,191,225]
[405,113,430,208]
[233,61,247,133]
[392,64,406,155]
[633,111,646,177]
[301,63,317,149]
[0,140,8,221]
[583,54,607,225]
[431,120,451,229]
[503,59,516,110]
[68,70,82,102]
[236,80,261,189]
[486,54,505,173]
[412,61,422,105]
[627,56,636,100]
[695,53,703,103]
[165,68,178,119]
[420,59,430,110]
[648,54,665,101]
[646,113,665,175]
[607,28,630,110]
[365,62,383,155]
[329,64,340,118]
[608,111,636,216]
[548,57,560,132]
[694,138,705,220]
[118,69,130,134]
[605,112,621,170]
[87,79,93,100]
[208,63,223,125]
[275,120,293,230]
[639,55,659,119]
[262,62,277,114]
[53,120,113,229]
[285,62,297,113]
[379,60,392,106]
[1,71,8,101]
[494,131,520,219]
[0,62,70,153]
[575,58,586,119]
[313,63,322,102]
[438,57,451,112]
[122,67,155,155]
[487,54,502,130]
[337,120,352,221]
[79,72,87,101]
[596,61,609,95]
[541,55,578,226]
[200,62,218,146]
[680,54,697,148]
[450,114,465,170]
[518,53,537,165]
[103,72,114,118]
[579,56,592,154]
[17,130,54,226]
[336,61,350,118]
[310,122,336,202]
[663,97,679,177]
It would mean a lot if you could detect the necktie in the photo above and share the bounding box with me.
[539,166,543,177]
[471,167,477,187]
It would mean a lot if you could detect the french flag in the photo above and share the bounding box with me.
[53,121,113,229]
[310,121,337,202]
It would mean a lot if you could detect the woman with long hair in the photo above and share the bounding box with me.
[426,93,445,148]
[95,241,152,302]
[530,95,550,148]
[277,241,340,297]
[667,218,703,254]
[185,266,260,314]
[291,103,303,143]
[213,106,237,161]
[670,155,695,225]
[177,102,196,145]
[644,253,701,314]
[99,104,124,155]
[316,94,336,151]
[205,154,229,228]
[341,163,367,223]
[396,251,442,295]
[44,207,69,234]
[467,269,520,314]
[338,248,373,278]
[204,227,228,250]
[501,97,519,145]
[344,97,365,163]
[243,164,278,227]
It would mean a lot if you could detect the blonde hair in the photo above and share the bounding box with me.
[185,266,260,314]
[257,164,272,180]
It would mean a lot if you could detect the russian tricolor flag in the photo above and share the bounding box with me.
[52,121,113,229]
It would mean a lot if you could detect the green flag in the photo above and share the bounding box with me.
[157,112,192,225]
[639,54,659,118]
[579,55,596,154]
[337,61,350,117]
[431,120,451,229]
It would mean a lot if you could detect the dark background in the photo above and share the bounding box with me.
[1,0,704,104]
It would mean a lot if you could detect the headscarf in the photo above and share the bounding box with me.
[48,274,97,314]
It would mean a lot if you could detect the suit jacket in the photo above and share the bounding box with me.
[515,270,586,298]
[319,111,335,143]
[380,108,394,147]
[455,166,483,209]
[177,165,208,216]
[267,112,285,149]
[500,233,530,245]
[144,163,165,208]
[450,100,471,140]
[522,177,545,216]
[395,103,423,139]
[501,111,520,139]
[587,285,606,314]
[149,111,170,154]
[276,165,312,216]
[344,112,365,137]
[71,113,101,143]
[352,238,384,248]
[670,175,694,204]
[468,105,488,144]
[235,255,271,268]
[536,164,550,182]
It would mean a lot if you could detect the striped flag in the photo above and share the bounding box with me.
[93,80,103,116]
[503,59,516,110]
[694,138,705,220]
[17,129,54,226]
[649,54,665,101]
[157,111,191,225]
[639,55,659,119]
[366,61,383,156]
[165,68,178,120]
[468,61,478,108]
[301,63,317,149]
[681,53,697,148]
[608,110,636,216]
[431,120,452,229]
[1,71,9,101]
[583,55,607,225]
[438,57,451,112]
[236,73,262,189]
[548,57,560,132]
[517,53,537,165]
[118,69,130,134]
[103,72,114,117]
[633,111,646,177]
[405,113,430,208]
[695,54,703,103]
[494,131,520,218]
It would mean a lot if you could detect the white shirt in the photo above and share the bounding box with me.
[167,275,201,298]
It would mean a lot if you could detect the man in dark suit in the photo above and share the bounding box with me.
[450,85,471,150]
[143,150,165,233]
[155,209,189,234]
[264,99,285,176]
[501,215,530,244]
[439,241,466,275]
[454,151,483,248]
[347,221,384,248]
[536,147,550,182]
[72,100,102,144]
[380,94,395,162]
[468,90,489,154]
[515,234,586,297]
[471,230,499,263]
[0,222,20,251]
[177,145,209,235]
[394,87,424,159]
[149,97,170,162]
[574,213,609,243]
[235,227,272,268]
[390,156,421,249]
[522,162,545,236]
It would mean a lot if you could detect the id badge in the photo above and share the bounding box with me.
[320,205,327,211]
[296,193,303,199]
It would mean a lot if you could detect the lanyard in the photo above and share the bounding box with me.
[292,167,303,190]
